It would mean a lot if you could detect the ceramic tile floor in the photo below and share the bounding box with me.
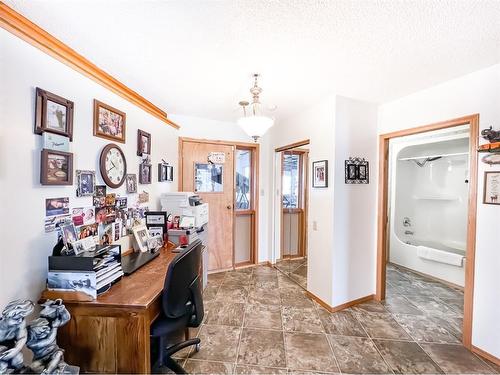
[275,258,308,289]
[155,263,498,374]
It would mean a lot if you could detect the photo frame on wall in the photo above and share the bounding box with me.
[312,160,328,188]
[125,174,138,193]
[345,157,369,184]
[139,163,152,184]
[158,163,173,182]
[137,129,151,156]
[40,149,73,185]
[76,170,96,197]
[483,171,500,205]
[93,99,126,143]
[35,87,74,141]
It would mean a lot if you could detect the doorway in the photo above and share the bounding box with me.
[178,138,259,272]
[376,114,479,349]
[274,140,310,289]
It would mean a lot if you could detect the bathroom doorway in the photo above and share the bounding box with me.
[376,115,479,350]
[274,140,310,289]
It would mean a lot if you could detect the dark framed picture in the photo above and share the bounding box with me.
[95,185,107,198]
[158,163,173,182]
[41,149,73,185]
[312,160,328,188]
[93,99,126,143]
[35,88,74,141]
[126,174,137,193]
[139,163,152,184]
[483,171,500,205]
[137,130,151,156]
[345,157,369,184]
[76,170,96,197]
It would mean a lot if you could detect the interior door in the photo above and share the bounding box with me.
[181,141,234,271]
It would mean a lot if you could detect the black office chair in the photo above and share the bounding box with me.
[151,239,204,374]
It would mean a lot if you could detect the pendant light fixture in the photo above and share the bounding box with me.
[237,74,274,142]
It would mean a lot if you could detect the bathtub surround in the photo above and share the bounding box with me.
[389,129,470,286]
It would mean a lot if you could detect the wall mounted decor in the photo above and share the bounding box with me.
[139,156,152,184]
[483,171,500,205]
[481,153,500,165]
[137,129,151,156]
[93,99,126,143]
[481,126,500,143]
[158,162,173,182]
[40,149,73,185]
[125,174,137,193]
[45,197,69,217]
[42,132,70,152]
[99,144,127,188]
[345,157,369,184]
[76,170,96,197]
[35,88,74,141]
[312,160,328,188]
[95,185,106,198]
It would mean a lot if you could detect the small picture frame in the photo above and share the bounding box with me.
[35,88,74,141]
[41,149,73,186]
[137,130,151,156]
[76,170,96,197]
[126,174,138,193]
[93,99,126,143]
[60,223,78,249]
[312,160,328,188]
[158,163,173,182]
[345,157,369,184]
[483,171,500,205]
[95,185,107,198]
[139,163,152,184]
[132,225,150,252]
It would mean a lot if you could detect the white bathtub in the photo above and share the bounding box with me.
[390,233,466,286]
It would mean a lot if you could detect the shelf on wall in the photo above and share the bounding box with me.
[398,152,468,161]
[412,195,459,201]
[478,142,500,153]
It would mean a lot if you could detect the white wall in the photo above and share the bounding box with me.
[0,29,179,308]
[332,96,378,306]
[268,95,336,305]
[378,63,500,358]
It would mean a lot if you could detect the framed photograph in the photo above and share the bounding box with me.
[126,174,137,193]
[132,225,150,252]
[45,197,69,217]
[345,157,369,184]
[105,193,116,206]
[145,211,167,226]
[116,197,128,209]
[71,207,96,226]
[483,171,500,205]
[93,99,126,143]
[95,185,107,198]
[312,160,328,188]
[76,170,96,197]
[139,163,152,184]
[137,130,151,156]
[158,163,167,182]
[35,88,74,141]
[41,149,73,185]
[60,223,78,248]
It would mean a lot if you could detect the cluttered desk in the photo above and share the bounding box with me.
[40,192,209,373]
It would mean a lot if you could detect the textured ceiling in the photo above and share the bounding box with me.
[5,0,500,122]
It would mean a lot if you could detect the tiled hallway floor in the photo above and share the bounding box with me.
[158,264,499,374]
[275,257,308,289]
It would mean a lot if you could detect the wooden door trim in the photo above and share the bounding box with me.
[0,3,178,129]
[275,139,310,152]
[376,114,479,350]
[178,137,259,268]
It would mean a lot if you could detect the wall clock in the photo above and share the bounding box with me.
[99,143,127,188]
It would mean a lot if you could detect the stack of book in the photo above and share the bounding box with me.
[48,244,123,300]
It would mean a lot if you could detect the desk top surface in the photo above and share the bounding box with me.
[67,244,176,309]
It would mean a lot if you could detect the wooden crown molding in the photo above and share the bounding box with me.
[0,2,180,129]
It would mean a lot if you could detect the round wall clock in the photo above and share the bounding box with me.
[99,143,127,188]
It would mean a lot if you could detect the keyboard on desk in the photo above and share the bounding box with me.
[121,251,160,275]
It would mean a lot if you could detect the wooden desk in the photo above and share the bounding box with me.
[57,245,177,373]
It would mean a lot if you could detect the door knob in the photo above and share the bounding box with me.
[226,205,232,210]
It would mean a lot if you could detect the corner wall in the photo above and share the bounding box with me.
[378,64,500,359]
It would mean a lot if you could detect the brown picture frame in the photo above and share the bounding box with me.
[139,163,152,184]
[137,129,151,156]
[40,149,74,186]
[34,87,74,141]
[483,171,500,205]
[93,99,126,143]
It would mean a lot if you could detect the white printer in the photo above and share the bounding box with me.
[160,192,209,228]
